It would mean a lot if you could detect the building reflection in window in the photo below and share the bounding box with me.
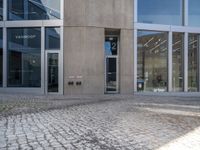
[7,28,41,87]
[7,0,60,20]
[45,27,60,50]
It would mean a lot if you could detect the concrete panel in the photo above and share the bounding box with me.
[119,29,134,94]
[64,0,133,29]
[64,27,104,95]
[64,0,86,26]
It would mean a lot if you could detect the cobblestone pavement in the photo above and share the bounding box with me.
[0,94,200,150]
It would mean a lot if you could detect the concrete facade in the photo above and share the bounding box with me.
[63,0,134,95]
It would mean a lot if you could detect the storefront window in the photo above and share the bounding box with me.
[172,33,184,92]
[7,0,61,20]
[138,0,183,25]
[137,30,168,92]
[7,28,41,87]
[0,29,2,86]
[189,0,200,27]
[188,34,199,92]
[45,27,60,50]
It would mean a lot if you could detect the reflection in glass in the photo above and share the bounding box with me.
[45,27,60,50]
[137,30,168,92]
[7,28,41,87]
[8,0,61,20]
[0,0,3,20]
[188,34,199,92]
[138,0,183,25]
[106,58,117,92]
[105,37,118,56]
[0,29,2,86]
[189,0,200,27]
[48,53,58,92]
[172,33,184,92]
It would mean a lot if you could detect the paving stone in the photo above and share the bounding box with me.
[0,95,200,149]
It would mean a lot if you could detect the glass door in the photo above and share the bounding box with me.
[45,52,60,93]
[105,36,119,93]
[106,57,117,92]
[48,53,59,92]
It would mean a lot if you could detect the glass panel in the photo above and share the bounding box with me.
[45,27,60,50]
[0,0,3,20]
[188,34,199,92]
[0,29,2,86]
[138,0,183,25]
[106,58,117,92]
[105,37,118,56]
[172,33,184,92]
[48,53,58,92]
[189,0,200,27]
[137,30,168,92]
[8,0,61,20]
[7,28,41,87]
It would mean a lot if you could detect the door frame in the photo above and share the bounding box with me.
[45,50,63,94]
[104,35,120,94]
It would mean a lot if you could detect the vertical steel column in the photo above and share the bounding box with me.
[41,27,45,94]
[198,35,200,91]
[134,0,138,23]
[184,32,188,92]
[133,29,137,92]
[3,27,6,88]
[168,32,173,92]
[184,0,188,26]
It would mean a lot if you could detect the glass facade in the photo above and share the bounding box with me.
[45,27,60,50]
[172,33,184,92]
[188,34,199,91]
[136,0,200,93]
[189,0,200,27]
[7,0,61,20]
[0,1,63,93]
[138,0,183,25]
[137,31,168,92]
[7,28,41,87]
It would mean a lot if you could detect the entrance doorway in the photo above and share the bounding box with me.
[45,51,61,94]
[105,36,119,93]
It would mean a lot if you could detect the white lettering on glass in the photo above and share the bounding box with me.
[15,35,36,39]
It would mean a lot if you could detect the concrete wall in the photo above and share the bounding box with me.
[120,30,134,94]
[64,27,105,95]
[64,0,133,29]
[63,0,134,95]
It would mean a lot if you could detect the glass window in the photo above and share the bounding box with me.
[7,0,61,20]
[7,28,41,87]
[0,29,2,87]
[172,33,184,92]
[138,0,183,25]
[189,0,200,27]
[0,0,3,20]
[105,37,118,56]
[45,27,60,50]
[137,30,168,92]
[188,34,199,92]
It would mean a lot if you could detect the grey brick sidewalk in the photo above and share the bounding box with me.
[0,94,200,149]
